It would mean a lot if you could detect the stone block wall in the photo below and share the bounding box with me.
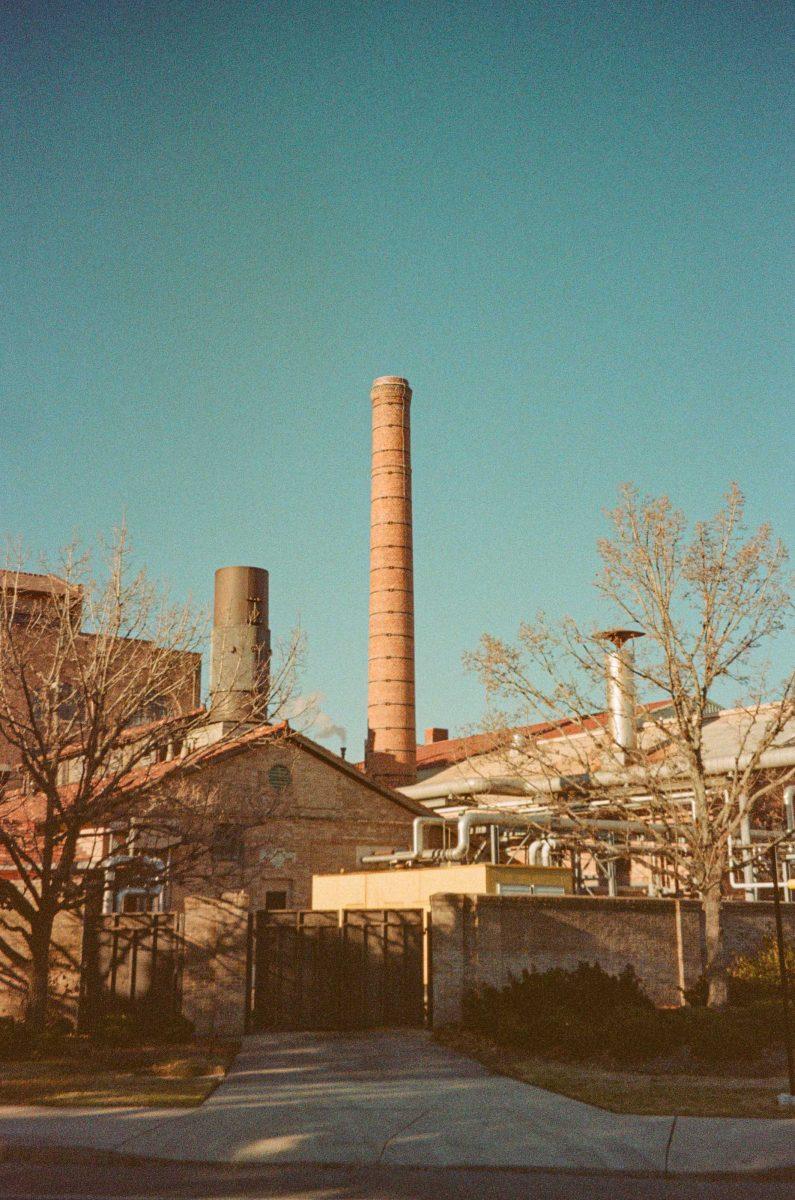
[430,893,795,1026]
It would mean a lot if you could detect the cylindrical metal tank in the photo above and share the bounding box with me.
[210,566,270,724]
[365,376,417,788]
[596,628,644,759]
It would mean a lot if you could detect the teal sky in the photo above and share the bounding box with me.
[2,1,793,753]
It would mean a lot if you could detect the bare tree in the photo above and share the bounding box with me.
[466,484,794,1007]
[0,528,302,1029]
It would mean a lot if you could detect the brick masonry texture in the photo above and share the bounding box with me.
[366,376,417,790]
[182,890,249,1037]
[430,893,795,1025]
[167,738,418,911]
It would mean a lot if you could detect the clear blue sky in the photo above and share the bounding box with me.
[2,1,793,753]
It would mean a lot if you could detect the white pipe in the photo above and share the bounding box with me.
[361,815,445,865]
[740,812,756,901]
[527,839,545,866]
[114,884,163,913]
[400,744,795,803]
[101,854,165,914]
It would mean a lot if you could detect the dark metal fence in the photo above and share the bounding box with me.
[79,912,184,1032]
[248,908,426,1031]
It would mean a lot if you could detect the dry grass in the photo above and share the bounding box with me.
[436,1027,794,1119]
[0,1039,240,1108]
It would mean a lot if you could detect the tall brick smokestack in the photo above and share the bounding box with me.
[365,376,416,788]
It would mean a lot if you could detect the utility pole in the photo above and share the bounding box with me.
[770,842,795,1103]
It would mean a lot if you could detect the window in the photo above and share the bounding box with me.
[129,700,169,727]
[264,890,288,911]
[212,822,244,863]
[268,763,291,791]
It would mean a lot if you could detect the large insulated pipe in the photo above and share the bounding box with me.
[365,376,416,789]
[595,628,644,759]
[400,744,795,803]
[210,566,270,724]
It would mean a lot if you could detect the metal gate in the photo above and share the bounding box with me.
[79,912,184,1032]
[248,908,426,1031]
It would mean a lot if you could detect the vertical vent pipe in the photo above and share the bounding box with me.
[595,628,644,760]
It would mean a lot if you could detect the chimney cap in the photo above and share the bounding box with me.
[371,375,411,389]
[594,628,644,647]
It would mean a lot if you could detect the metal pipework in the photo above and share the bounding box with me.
[362,809,694,866]
[361,815,445,866]
[595,628,644,758]
[101,854,165,914]
[210,566,271,724]
[400,744,795,803]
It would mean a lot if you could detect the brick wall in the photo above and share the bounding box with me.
[168,738,417,911]
[182,890,249,1037]
[0,909,83,1023]
[430,893,795,1025]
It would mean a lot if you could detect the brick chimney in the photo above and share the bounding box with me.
[424,727,449,744]
[365,376,416,788]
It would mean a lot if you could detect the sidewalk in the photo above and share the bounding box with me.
[0,1031,791,1175]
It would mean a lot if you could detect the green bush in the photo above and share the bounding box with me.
[462,960,785,1068]
[685,935,794,1008]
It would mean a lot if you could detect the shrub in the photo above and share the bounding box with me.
[685,935,794,1008]
[0,1015,74,1060]
[93,1008,194,1047]
[462,960,784,1069]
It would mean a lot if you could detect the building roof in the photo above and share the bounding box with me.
[113,720,429,817]
[415,701,673,773]
[409,701,795,797]
[0,570,73,596]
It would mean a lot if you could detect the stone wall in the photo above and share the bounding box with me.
[430,893,795,1025]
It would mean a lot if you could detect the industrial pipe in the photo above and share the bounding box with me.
[400,744,795,803]
[596,629,644,758]
[101,854,165,915]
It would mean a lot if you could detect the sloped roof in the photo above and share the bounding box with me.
[411,702,795,793]
[0,570,72,596]
[120,721,427,817]
[416,701,673,773]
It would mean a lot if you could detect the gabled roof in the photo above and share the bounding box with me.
[118,721,428,817]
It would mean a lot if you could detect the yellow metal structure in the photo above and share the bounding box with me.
[311,862,572,912]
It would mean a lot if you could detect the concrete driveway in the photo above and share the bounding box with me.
[0,1030,792,1175]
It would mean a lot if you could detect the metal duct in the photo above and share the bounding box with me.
[210,566,271,724]
[595,628,644,758]
[399,744,795,803]
[361,808,780,867]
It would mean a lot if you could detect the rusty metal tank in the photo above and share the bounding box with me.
[210,566,270,724]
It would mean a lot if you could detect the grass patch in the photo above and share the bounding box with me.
[0,1038,239,1108]
[436,1027,794,1119]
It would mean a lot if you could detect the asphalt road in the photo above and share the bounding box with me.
[1,1153,794,1200]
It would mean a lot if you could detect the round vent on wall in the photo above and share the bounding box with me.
[268,763,292,791]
